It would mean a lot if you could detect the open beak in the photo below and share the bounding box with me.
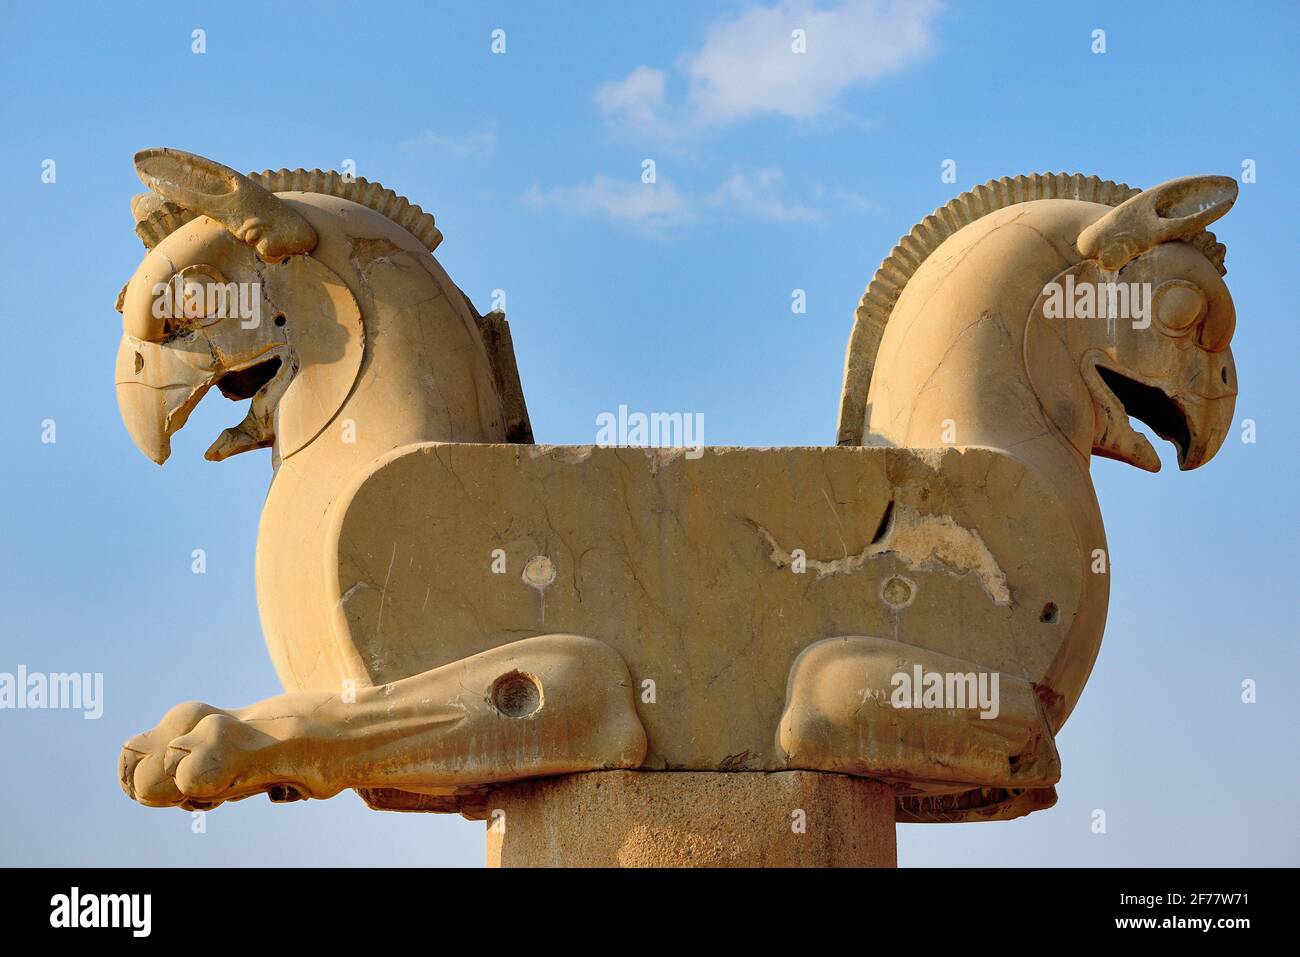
[114,333,218,464]
[1094,363,1236,472]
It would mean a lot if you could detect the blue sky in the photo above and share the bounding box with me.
[1,0,1296,866]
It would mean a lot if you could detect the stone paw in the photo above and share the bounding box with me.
[119,700,323,811]
[778,636,1062,790]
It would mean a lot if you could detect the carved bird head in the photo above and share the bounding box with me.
[1023,175,1239,473]
[1070,176,1239,471]
[114,149,361,465]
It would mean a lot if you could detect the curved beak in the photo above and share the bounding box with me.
[114,333,218,464]
[1174,346,1238,471]
[1175,390,1235,471]
[1091,346,1237,473]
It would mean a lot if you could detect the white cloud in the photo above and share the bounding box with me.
[523,175,693,231]
[597,0,940,134]
[403,126,498,159]
[709,168,822,222]
[811,182,880,213]
[525,166,874,231]
[594,66,670,132]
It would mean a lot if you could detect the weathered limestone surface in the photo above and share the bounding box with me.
[109,150,1241,861]
[485,771,896,868]
[335,442,1070,806]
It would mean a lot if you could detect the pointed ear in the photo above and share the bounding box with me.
[133,147,317,262]
[1078,175,1237,270]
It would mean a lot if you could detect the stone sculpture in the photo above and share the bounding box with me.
[113,149,1238,865]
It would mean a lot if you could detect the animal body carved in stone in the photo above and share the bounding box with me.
[113,150,1238,823]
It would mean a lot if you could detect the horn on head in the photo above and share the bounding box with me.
[133,148,317,262]
[1077,175,1238,271]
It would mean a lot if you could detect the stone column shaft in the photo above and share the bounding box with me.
[485,770,897,867]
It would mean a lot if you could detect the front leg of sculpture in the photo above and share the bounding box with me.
[778,637,1060,790]
[120,634,647,810]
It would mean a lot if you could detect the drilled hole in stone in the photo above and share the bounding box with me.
[1040,602,1059,624]
[522,554,556,589]
[492,671,542,718]
[881,575,914,609]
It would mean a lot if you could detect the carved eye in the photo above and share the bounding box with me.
[173,265,232,329]
[1153,280,1206,336]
